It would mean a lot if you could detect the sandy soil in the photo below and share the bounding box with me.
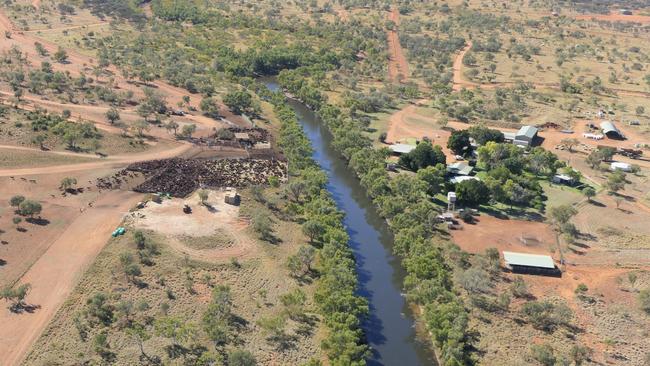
[450,214,557,255]
[0,189,143,366]
[386,7,409,83]
[129,190,255,263]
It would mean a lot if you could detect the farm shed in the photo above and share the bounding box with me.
[447,162,474,176]
[449,176,480,184]
[503,251,560,276]
[610,162,632,172]
[551,174,576,186]
[600,121,624,139]
[514,126,538,147]
[502,126,538,147]
[389,143,416,155]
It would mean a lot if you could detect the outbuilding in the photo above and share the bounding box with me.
[502,126,538,147]
[503,251,560,276]
[514,125,539,147]
[610,162,632,172]
[600,121,624,139]
[449,176,480,184]
[389,143,416,155]
[551,174,576,186]
[447,162,474,176]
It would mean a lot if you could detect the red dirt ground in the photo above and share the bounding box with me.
[450,214,557,256]
[386,7,409,83]
[0,7,226,364]
[0,189,143,366]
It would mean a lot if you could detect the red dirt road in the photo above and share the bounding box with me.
[0,190,142,366]
[387,7,409,83]
[452,42,479,91]
[0,143,191,177]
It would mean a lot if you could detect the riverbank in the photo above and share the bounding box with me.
[263,78,439,365]
[270,72,472,365]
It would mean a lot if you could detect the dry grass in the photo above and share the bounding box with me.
[23,188,324,365]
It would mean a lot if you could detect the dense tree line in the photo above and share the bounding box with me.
[276,69,473,366]
[271,93,370,365]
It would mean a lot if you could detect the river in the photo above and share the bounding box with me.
[264,80,436,365]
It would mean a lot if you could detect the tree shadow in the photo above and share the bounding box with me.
[26,217,50,226]
[587,199,606,207]
[0,259,6,266]
[10,302,41,314]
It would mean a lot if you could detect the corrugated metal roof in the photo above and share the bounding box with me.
[600,121,619,134]
[517,125,538,139]
[449,176,480,184]
[447,162,474,176]
[503,251,555,269]
[389,143,416,154]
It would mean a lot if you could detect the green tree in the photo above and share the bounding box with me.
[582,187,596,202]
[126,323,153,361]
[468,125,504,145]
[0,283,31,311]
[119,252,141,284]
[520,300,572,331]
[416,164,446,196]
[19,200,42,218]
[9,195,25,207]
[455,179,490,206]
[224,90,253,115]
[54,46,68,63]
[200,97,221,118]
[549,204,577,226]
[105,107,120,124]
[155,316,197,353]
[60,177,77,192]
[447,130,472,156]
[132,119,150,138]
[302,219,326,243]
[252,212,273,241]
[399,141,446,171]
[604,171,627,194]
[34,42,48,56]
[181,123,197,139]
[561,138,579,153]
[202,285,232,347]
[31,134,47,150]
[166,120,179,135]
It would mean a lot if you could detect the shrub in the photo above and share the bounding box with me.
[639,289,650,314]
[520,300,572,331]
[530,343,556,366]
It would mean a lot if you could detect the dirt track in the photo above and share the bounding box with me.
[452,42,478,91]
[0,143,191,177]
[574,13,650,24]
[386,7,409,83]
[0,190,142,366]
